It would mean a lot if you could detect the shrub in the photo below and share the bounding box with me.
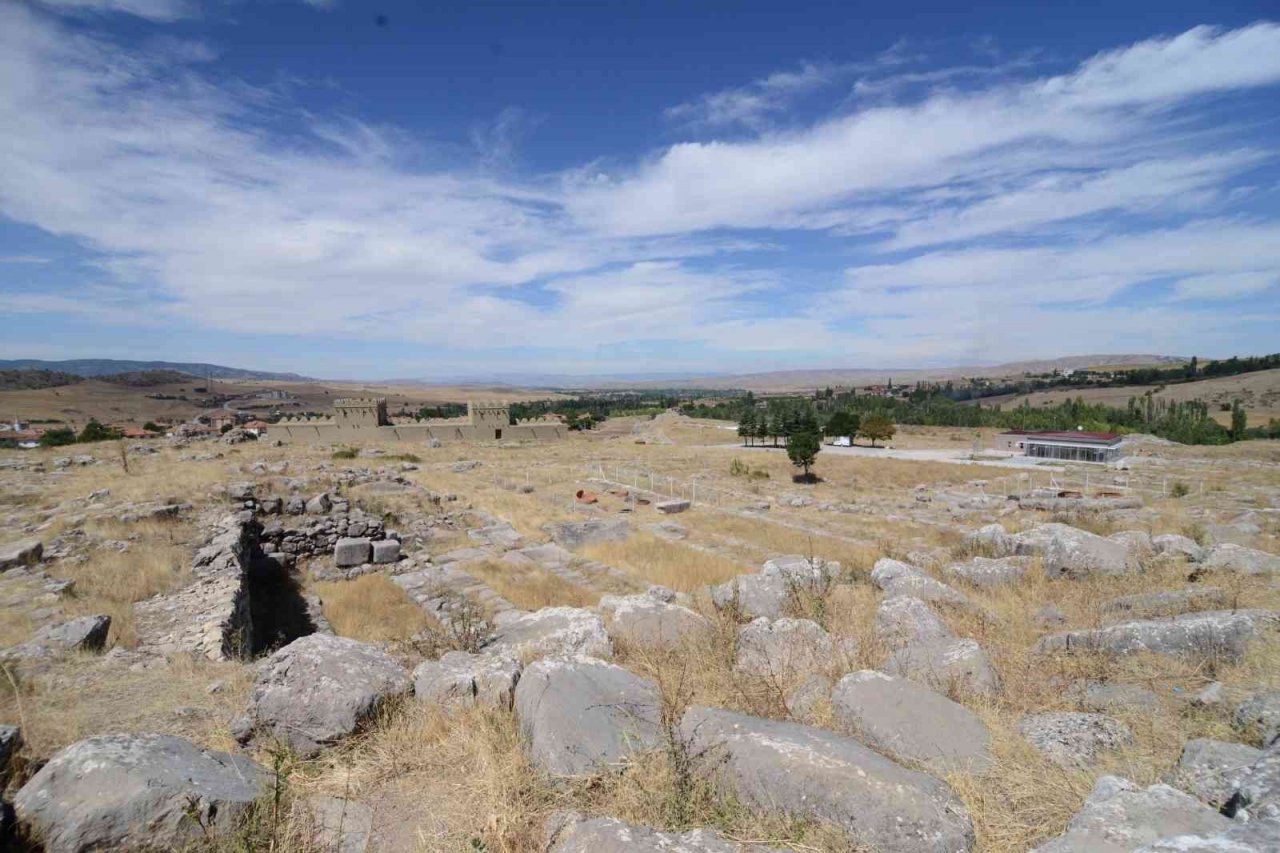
[1170,480,1191,498]
[331,448,358,460]
[39,428,77,448]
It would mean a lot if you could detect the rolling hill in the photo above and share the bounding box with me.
[0,359,310,382]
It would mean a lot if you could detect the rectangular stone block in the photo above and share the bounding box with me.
[655,500,691,514]
[334,537,372,568]
[372,539,401,565]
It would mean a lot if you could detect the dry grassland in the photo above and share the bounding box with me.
[314,574,434,644]
[464,558,599,610]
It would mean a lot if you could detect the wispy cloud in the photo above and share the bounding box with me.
[0,5,1278,371]
[29,0,197,22]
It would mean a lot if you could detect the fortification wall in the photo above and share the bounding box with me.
[273,422,564,444]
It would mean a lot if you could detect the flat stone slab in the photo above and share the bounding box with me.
[1064,681,1160,712]
[1030,776,1233,853]
[300,796,373,853]
[872,558,973,609]
[545,518,630,550]
[13,733,266,853]
[1135,818,1280,852]
[545,811,782,852]
[334,537,372,568]
[655,499,691,514]
[680,706,975,852]
[1201,543,1280,575]
[884,636,1001,697]
[875,595,955,650]
[240,634,410,756]
[514,656,661,776]
[484,607,612,660]
[1036,610,1278,662]
[1015,523,1140,578]
[832,670,992,774]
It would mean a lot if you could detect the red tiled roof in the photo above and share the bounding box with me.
[1001,429,1121,443]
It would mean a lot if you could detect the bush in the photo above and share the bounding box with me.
[39,427,77,448]
[331,448,358,460]
[1170,481,1191,498]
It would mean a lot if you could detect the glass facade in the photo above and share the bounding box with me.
[1024,441,1116,463]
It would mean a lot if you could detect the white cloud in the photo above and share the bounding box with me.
[666,62,840,130]
[29,0,197,22]
[0,5,1279,372]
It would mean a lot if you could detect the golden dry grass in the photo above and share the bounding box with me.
[580,532,747,592]
[314,574,434,643]
[464,558,599,610]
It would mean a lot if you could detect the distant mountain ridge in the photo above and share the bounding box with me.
[0,359,310,382]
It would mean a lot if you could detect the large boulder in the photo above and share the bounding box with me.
[13,733,266,853]
[964,524,1017,556]
[413,651,521,710]
[1014,523,1140,578]
[1165,738,1263,809]
[1201,544,1280,575]
[710,556,840,620]
[875,595,954,650]
[734,617,853,681]
[1031,776,1233,853]
[597,591,712,651]
[1235,690,1280,747]
[239,634,410,756]
[545,518,630,550]
[1036,610,1278,662]
[1019,712,1132,769]
[944,556,1031,589]
[545,811,782,852]
[0,538,43,571]
[871,558,974,609]
[680,706,975,852]
[484,607,612,660]
[1064,681,1160,713]
[1151,534,1205,562]
[875,595,999,696]
[831,671,992,774]
[513,656,661,777]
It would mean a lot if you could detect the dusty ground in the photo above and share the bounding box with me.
[1,413,1277,851]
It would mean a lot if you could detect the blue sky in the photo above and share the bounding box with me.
[1,0,1278,380]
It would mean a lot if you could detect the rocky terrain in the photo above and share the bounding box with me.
[0,417,1277,851]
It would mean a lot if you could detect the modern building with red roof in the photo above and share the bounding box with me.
[996,429,1124,464]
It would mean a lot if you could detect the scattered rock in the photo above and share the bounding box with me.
[1201,544,1280,575]
[484,607,612,660]
[1134,818,1280,852]
[1019,711,1133,769]
[0,723,19,786]
[1031,776,1233,853]
[1191,681,1224,708]
[1015,523,1140,578]
[0,538,43,572]
[1102,587,1228,620]
[1036,610,1278,662]
[831,670,992,774]
[413,651,521,710]
[965,523,1017,555]
[944,555,1031,589]
[734,616,852,681]
[872,558,974,608]
[680,706,975,852]
[514,656,661,776]
[1224,742,1280,820]
[1165,738,1262,809]
[13,733,266,853]
[4,614,112,662]
[785,674,832,721]
[240,634,410,756]
[655,499,691,514]
[885,636,1001,698]
[1152,534,1205,562]
[545,811,780,852]
[468,522,524,549]
[305,493,332,514]
[1036,604,1068,627]
[875,595,954,650]
[1109,530,1153,555]
[1234,691,1280,747]
[597,592,712,651]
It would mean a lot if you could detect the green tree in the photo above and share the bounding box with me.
[737,409,756,446]
[825,410,859,440]
[859,415,896,447]
[78,419,120,443]
[787,429,820,480]
[39,427,77,447]
[142,421,161,433]
[1230,400,1247,441]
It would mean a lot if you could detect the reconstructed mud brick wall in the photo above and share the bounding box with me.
[274,399,564,444]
